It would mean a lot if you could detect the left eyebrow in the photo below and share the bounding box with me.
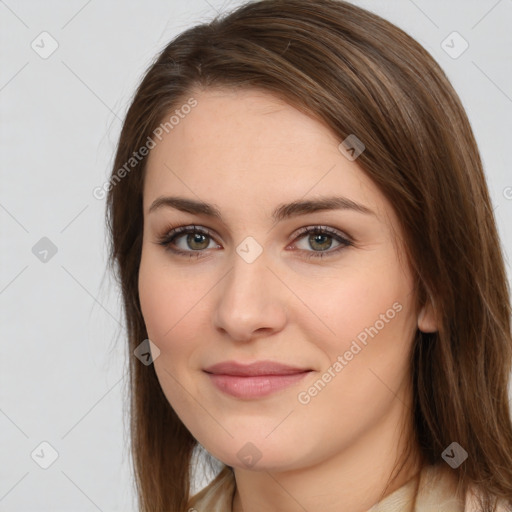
[148,195,376,221]
[272,196,375,221]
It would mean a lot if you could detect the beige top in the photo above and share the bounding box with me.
[188,463,510,512]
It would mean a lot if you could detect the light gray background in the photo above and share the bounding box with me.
[1,0,511,510]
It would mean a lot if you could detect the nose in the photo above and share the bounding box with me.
[212,250,288,342]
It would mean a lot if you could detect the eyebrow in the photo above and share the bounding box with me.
[148,195,375,222]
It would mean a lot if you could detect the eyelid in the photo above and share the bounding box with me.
[289,225,353,244]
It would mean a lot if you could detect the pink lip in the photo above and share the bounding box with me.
[203,360,312,399]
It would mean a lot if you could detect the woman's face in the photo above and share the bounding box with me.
[138,87,426,471]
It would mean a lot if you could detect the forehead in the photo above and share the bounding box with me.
[143,87,387,221]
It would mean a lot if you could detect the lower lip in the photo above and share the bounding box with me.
[206,372,311,399]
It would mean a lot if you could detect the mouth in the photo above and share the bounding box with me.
[203,360,313,399]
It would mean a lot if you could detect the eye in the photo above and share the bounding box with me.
[290,226,353,259]
[156,225,220,259]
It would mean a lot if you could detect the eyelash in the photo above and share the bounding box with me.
[155,224,353,261]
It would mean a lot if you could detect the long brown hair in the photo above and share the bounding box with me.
[105,0,512,510]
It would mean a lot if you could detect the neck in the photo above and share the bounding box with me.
[231,398,422,512]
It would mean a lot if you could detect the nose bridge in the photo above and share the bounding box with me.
[213,243,287,340]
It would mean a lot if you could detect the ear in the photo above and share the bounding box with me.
[418,299,438,333]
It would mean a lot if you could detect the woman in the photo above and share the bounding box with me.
[105,0,512,510]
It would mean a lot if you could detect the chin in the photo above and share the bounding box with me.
[202,437,306,473]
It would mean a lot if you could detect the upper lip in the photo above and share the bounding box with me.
[203,360,312,376]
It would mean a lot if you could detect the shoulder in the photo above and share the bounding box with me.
[464,482,512,512]
[186,464,512,512]
[420,463,511,512]
[187,466,236,512]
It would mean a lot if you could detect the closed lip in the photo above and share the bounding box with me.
[203,360,312,376]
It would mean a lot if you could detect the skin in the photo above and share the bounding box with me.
[138,87,438,512]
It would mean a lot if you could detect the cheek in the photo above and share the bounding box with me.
[319,261,416,397]
[138,253,204,421]
[139,245,190,336]
[138,249,221,394]
[312,259,414,356]
[138,251,197,364]
[299,256,417,416]
[138,257,167,342]
[290,264,416,452]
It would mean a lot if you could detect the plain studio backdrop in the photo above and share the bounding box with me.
[1,0,511,510]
